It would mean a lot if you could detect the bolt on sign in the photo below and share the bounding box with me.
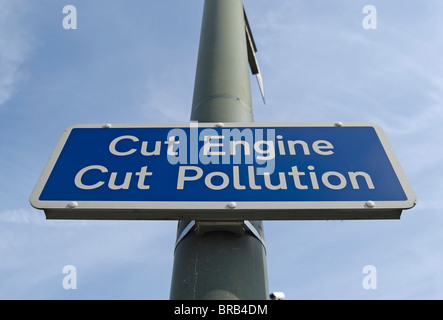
[30,122,416,220]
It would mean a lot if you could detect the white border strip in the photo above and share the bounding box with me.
[30,122,417,212]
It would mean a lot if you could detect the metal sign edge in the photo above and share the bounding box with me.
[29,122,417,212]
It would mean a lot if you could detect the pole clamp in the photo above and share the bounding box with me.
[174,220,266,252]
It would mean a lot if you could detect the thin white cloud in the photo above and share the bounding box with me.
[0,207,177,299]
[137,63,195,123]
[0,0,33,107]
[0,209,46,225]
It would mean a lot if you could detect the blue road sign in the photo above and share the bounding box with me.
[30,122,416,220]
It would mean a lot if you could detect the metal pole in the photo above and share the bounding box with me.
[170,0,269,300]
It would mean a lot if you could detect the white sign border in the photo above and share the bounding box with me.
[30,122,417,219]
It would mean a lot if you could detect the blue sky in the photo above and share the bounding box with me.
[1,0,442,299]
